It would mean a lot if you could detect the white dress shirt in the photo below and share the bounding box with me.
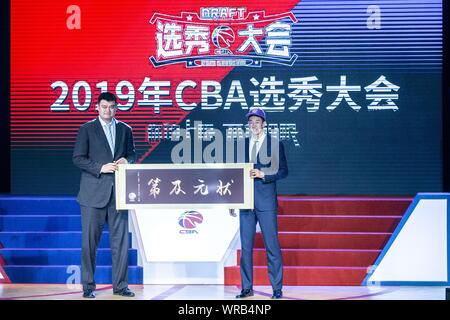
[98,116,116,155]
[249,132,266,161]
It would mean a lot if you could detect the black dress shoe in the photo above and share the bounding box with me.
[113,287,135,297]
[271,289,283,299]
[235,289,254,298]
[83,289,95,298]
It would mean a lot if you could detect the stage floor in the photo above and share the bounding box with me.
[0,284,447,300]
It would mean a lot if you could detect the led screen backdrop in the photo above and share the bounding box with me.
[11,0,442,195]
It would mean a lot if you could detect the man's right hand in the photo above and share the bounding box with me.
[101,163,118,173]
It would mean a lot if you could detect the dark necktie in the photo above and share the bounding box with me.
[251,140,258,163]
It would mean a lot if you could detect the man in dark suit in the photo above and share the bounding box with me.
[73,92,136,298]
[235,107,288,300]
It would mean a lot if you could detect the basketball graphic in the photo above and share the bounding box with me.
[128,192,137,201]
[212,26,235,49]
[178,211,204,229]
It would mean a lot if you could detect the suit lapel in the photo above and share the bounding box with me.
[245,138,250,163]
[114,120,123,156]
[94,118,114,158]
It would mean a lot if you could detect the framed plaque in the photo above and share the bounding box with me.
[115,163,254,210]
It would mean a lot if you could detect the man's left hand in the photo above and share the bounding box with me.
[250,169,265,179]
[114,158,129,165]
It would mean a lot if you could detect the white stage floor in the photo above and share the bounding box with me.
[0,284,447,300]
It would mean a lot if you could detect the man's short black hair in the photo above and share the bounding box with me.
[97,92,117,104]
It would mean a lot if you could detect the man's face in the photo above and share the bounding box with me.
[248,115,264,138]
[97,99,117,123]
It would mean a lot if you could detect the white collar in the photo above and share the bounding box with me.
[98,117,116,127]
[250,132,266,144]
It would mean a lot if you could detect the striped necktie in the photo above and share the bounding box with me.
[106,123,115,155]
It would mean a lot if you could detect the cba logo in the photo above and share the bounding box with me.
[128,192,137,202]
[212,26,235,50]
[178,211,203,234]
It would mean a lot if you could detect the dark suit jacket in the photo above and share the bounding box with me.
[73,118,136,208]
[245,135,288,212]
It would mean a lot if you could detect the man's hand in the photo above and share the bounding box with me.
[249,169,265,179]
[114,158,129,165]
[101,163,118,173]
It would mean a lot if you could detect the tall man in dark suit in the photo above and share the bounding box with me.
[235,107,288,300]
[73,92,136,298]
